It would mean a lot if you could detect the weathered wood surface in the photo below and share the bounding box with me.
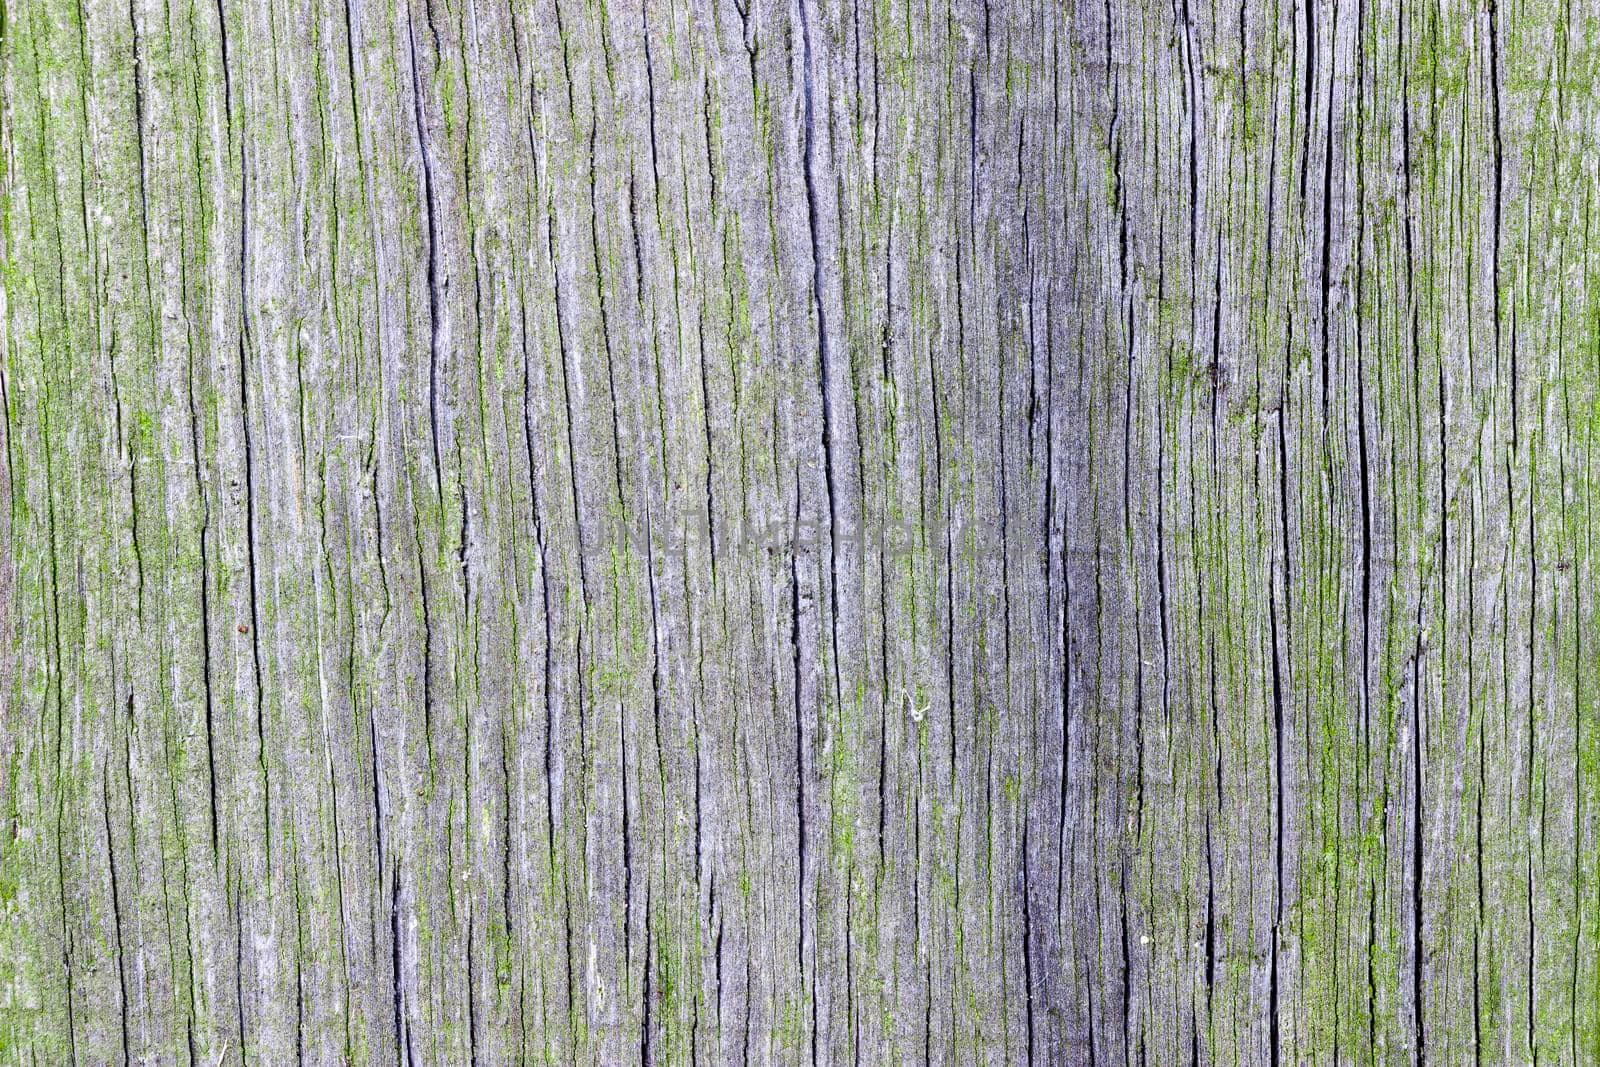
[1,0,1593,1060]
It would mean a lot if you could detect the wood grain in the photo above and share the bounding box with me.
[0,0,1590,1061]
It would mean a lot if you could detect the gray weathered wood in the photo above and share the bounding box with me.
[1,0,1592,1061]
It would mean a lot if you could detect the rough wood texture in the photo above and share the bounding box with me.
[0,0,1590,1061]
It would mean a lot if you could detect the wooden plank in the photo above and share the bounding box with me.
[1,0,1592,1061]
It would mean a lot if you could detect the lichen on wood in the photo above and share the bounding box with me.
[0,0,1590,1061]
